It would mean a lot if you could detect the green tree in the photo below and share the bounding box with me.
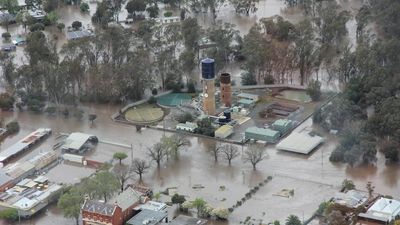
[341,179,355,191]
[0,93,15,110]
[80,2,89,12]
[181,18,200,51]
[125,0,146,17]
[71,21,82,30]
[285,215,301,225]
[6,121,19,134]
[0,208,18,221]
[192,197,207,217]
[196,118,215,137]
[229,0,259,15]
[88,114,97,123]
[306,79,321,101]
[57,187,83,225]
[0,0,18,32]
[113,152,128,165]
[171,193,186,206]
[91,171,119,202]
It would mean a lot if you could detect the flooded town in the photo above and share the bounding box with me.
[0,0,400,225]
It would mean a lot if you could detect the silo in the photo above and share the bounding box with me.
[201,58,216,115]
[220,73,232,107]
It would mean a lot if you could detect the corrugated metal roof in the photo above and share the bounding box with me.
[126,209,167,225]
[62,133,96,151]
[115,187,141,211]
[245,127,279,137]
[273,119,292,127]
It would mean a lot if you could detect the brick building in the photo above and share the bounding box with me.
[81,187,143,225]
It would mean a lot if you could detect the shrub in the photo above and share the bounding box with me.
[151,88,158,96]
[71,21,82,30]
[148,96,157,104]
[164,11,173,17]
[45,106,57,115]
[187,82,196,93]
[6,121,19,134]
[57,22,65,32]
[0,208,18,221]
[29,23,45,32]
[0,93,15,110]
[306,79,321,101]
[342,179,355,191]
[211,208,229,219]
[80,2,89,12]
[264,75,274,84]
[175,112,193,123]
[1,32,11,40]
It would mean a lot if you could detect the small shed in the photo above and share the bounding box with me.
[176,122,198,133]
[215,125,233,139]
[272,119,293,134]
[237,93,259,102]
[276,132,324,154]
[238,99,255,108]
[245,127,280,143]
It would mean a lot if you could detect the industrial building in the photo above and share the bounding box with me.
[276,132,324,154]
[245,127,280,143]
[0,128,52,165]
[176,122,198,133]
[220,73,232,107]
[272,119,293,134]
[215,125,234,139]
[0,176,62,217]
[61,132,98,154]
[3,161,36,181]
[28,151,57,170]
[201,58,216,115]
[0,170,13,192]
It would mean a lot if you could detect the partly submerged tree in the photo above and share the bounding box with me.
[243,144,267,170]
[57,187,83,225]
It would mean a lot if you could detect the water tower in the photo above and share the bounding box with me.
[220,73,232,107]
[201,58,216,115]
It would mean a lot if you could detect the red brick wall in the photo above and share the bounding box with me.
[82,207,123,225]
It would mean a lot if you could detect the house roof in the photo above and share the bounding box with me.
[134,201,167,212]
[273,119,292,127]
[334,190,368,208]
[66,30,94,40]
[126,209,167,225]
[115,187,141,211]
[359,198,400,222]
[82,200,116,216]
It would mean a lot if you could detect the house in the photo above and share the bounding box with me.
[176,122,198,133]
[215,125,233,139]
[237,93,259,102]
[82,187,142,225]
[126,209,168,225]
[82,200,123,225]
[66,29,95,41]
[245,127,280,143]
[358,197,400,224]
[333,190,369,209]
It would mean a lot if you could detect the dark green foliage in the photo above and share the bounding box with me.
[164,11,172,17]
[6,121,19,134]
[175,112,193,123]
[57,22,65,32]
[171,193,186,205]
[0,93,14,110]
[285,215,301,225]
[71,21,82,30]
[306,79,321,101]
[126,0,146,16]
[2,32,11,40]
[196,118,215,137]
[241,71,257,85]
[380,140,399,162]
[0,208,18,221]
[264,75,274,84]
[151,88,158,95]
[341,179,355,191]
[80,2,89,12]
[187,82,196,93]
[29,23,45,32]
[146,5,159,18]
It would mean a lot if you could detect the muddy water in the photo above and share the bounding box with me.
[0,103,398,225]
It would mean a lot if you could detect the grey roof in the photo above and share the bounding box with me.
[169,215,207,225]
[0,128,51,162]
[0,170,12,186]
[238,92,258,99]
[66,30,94,40]
[115,187,141,211]
[82,200,116,216]
[126,209,167,225]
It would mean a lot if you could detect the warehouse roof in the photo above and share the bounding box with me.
[276,132,324,154]
[62,133,96,151]
[0,170,12,186]
[245,127,279,137]
[126,209,167,225]
[359,198,400,222]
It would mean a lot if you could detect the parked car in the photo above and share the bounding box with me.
[1,44,16,52]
